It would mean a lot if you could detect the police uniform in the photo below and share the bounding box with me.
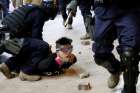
[2,4,49,39]
[78,0,92,17]
[0,0,9,16]
[59,0,73,26]
[92,0,140,93]
[5,38,51,74]
[78,0,94,40]
[67,0,94,40]
[1,1,58,76]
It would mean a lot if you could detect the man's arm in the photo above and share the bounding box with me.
[26,9,47,40]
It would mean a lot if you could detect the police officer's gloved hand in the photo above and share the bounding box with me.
[66,1,77,17]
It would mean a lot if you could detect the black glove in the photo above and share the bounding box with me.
[66,0,77,17]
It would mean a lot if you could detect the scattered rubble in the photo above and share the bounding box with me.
[78,51,82,54]
[78,82,92,90]
[81,40,90,45]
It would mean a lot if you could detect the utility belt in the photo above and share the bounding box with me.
[3,38,24,55]
[0,38,24,55]
[0,26,24,55]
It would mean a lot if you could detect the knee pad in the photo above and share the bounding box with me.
[121,50,139,68]
[121,50,139,87]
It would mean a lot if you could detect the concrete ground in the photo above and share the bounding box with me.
[0,9,140,93]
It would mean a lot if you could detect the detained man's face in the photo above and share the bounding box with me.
[59,44,73,55]
[57,44,76,63]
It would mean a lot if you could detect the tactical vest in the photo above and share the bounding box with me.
[2,4,41,37]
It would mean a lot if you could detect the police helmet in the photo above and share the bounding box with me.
[41,0,58,20]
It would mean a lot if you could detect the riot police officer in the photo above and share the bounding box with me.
[0,0,58,81]
[92,0,140,93]
[66,0,95,40]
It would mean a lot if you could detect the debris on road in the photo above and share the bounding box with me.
[78,51,82,54]
[81,40,90,45]
[78,82,92,90]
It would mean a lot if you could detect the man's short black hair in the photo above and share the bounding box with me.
[56,37,72,45]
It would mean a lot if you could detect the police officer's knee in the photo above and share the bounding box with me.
[121,49,139,69]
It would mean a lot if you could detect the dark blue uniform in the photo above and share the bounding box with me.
[78,0,92,17]
[22,5,49,40]
[4,4,52,74]
[5,38,50,74]
[0,0,9,16]
[59,0,73,25]
[77,0,95,40]
[92,0,140,93]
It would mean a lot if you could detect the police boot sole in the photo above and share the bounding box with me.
[0,67,15,79]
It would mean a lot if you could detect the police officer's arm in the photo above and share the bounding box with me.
[28,9,47,40]
[66,0,78,16]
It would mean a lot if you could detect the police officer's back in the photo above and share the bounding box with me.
[2,0,57,40]
[0,0,58,55]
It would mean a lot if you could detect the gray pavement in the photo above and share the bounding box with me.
[0,9,140,93]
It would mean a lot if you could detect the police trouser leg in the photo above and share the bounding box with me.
[83,15,94,39]
[121,51,139,93]
[60,7,67,22]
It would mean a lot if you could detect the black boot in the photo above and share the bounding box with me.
[94,54,121,88]
[121,88,127,93]
[120,50,139,93]
[121,86,136,93]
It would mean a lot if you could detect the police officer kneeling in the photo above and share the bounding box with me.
[0,0,59,81]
